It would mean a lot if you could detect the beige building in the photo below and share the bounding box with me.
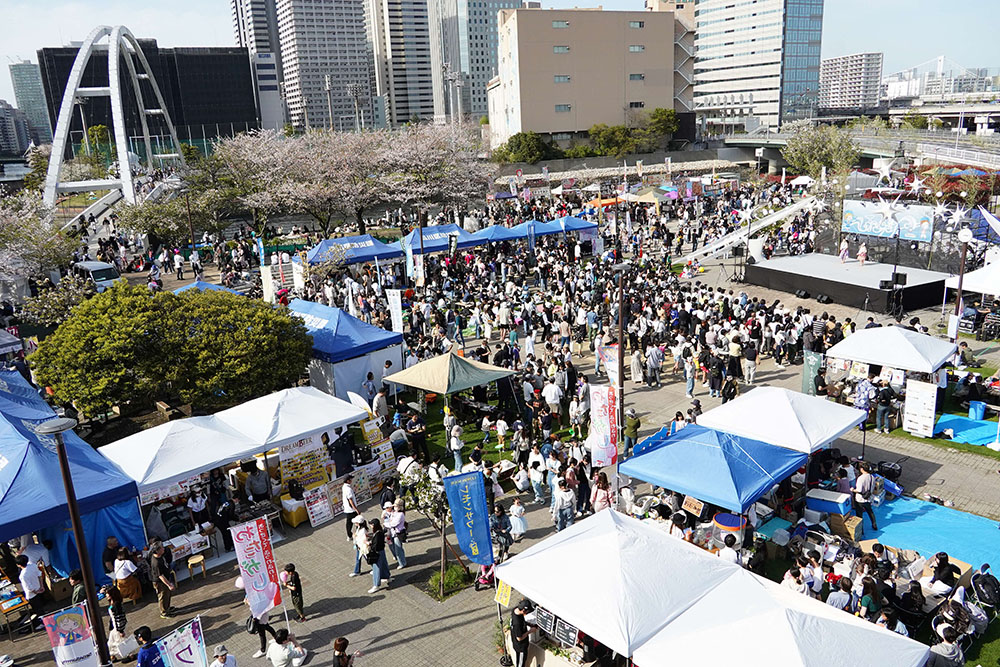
[487,8,679,148]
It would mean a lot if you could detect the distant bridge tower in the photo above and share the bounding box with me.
[43,25,186,207]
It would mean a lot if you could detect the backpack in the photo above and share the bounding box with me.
[974,571,1000,606]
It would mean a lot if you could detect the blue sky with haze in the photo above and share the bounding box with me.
[1,0,996,105]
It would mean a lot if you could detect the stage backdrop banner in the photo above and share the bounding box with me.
[231,518,282,619]
[443,471,494,566]
[802,350,823,396]
[157,618,208,667]
[841,200,934,242]
[43,603,100,667]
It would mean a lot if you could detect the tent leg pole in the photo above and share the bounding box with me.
[497,602,512,666]
[861,428,866,460]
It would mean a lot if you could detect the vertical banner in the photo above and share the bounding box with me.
[442,471,495,566]
[599,344,620,386]
[801,350,823,396]
[636,160,643,178]
[157,618,208,667]
[448,233,458,258]
[231,518,282,619]
[665,156,672,179]
[386,289,404,333]
[542,166,549,181]
[508,177,517,195]
[587,385,618,467]
[527,224,536,251]
[43,603,100,667]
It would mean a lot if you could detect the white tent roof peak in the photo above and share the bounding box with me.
[696,386,864,453]
[824,326,956,373]
[945,261,1000,296]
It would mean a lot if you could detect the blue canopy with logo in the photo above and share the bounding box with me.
[620,424,807,513]
[401,224,482,254]
[305,234,405,265]
[469,225,522,244]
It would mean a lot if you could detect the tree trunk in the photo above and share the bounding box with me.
[439,512,447,599]
[355,207,366,235]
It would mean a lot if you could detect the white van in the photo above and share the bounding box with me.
[72,261,121,292]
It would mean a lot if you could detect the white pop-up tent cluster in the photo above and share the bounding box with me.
[696,386,865,454]
[99,387,368,493]
[824,326,957,374]
[496,511,929,666]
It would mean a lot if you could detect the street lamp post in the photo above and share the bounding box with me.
[324,75,334,131]
[36,417,111,667]
[953,227,974,334]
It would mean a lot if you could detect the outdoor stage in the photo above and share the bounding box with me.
[745,254,948,311]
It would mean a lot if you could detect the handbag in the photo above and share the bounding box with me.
[397,521,408,543]
[365,550,379,565]
[246,615,260,635]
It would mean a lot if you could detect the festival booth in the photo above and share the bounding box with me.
[288,299,403,401]
[400,224,481,255]
[945,262,1000,297]
[696,386,865,454]
[173,281,242,295]
[99,387,370,574]
[509,219,564,239]
[469,225,522,244]
[291,234,405,290]
[494,511,928,666]
[823,327,957,438]
[0,371,143,589]
[0,329,22,358]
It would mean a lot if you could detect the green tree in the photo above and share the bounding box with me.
[780,124,860,179]
[283,123,296,137]
[180,142,203,163]
[22,144,51,192]
[31,282,313,416]
[901,111,928,130]
[115,198,192,243]
[648,108,679,138]
[493,132,551,164]
[479,115,489,126]
[588,124,637,158]
[20,275,96,328]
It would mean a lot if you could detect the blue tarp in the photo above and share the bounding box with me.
[173,280,242,295]
[289,299,403,363]
[968,207,1000,245]
[401,224,481,254]
[554,215,599,233]
[469,225,522,244]
[304,234,404,265]
[620,424,808,513]
[934,413,1000,446]
[0,371,143,583]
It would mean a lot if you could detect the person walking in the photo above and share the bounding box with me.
[265,629,306,667]
[210,645,237,667]
[366,519,391,593]
[247,605,278,659]
[623,409,640,458]
[384,499,408,570]
[854,462,878,532]
[552,480,576,532]
[342,475,360,541]
[149,543,175,619]
[281,564,306,622]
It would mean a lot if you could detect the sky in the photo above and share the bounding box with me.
[1,0,997,104]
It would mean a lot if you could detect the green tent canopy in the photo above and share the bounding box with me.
[382,352,514,395]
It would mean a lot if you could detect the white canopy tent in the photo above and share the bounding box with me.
[0,329,21,355]
[824,326,957,374]
[495,510,743,656]
[99,387,367,492]
[945,261,1000,297]
[789,175,814,186]
[632,569,929,667]
[696,386,865,454]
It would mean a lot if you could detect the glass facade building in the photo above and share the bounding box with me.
[778,0,823,122]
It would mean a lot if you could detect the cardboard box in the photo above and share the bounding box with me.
[47,575,72,601]
[830,515,863,542]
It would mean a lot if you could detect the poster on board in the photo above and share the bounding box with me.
[303,485,334,527]
[279,434,329,491]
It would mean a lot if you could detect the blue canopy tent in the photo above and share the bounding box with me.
[173,280,242,295]
[289,299,404,400]
[469,225,522,244]
[303,234,404,266]
[510,219,564,238]
[401,224,481,255]
[620,424,807,513]
[554,215,599,233]
[968,206,1000,245]
[0,373,143,585]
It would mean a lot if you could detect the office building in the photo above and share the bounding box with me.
[0,101,31,155]
[818,52,882,110]
[366,0,436,125]
[37,40,261,147]
[232,0,287,129]
[8,61,53,144]
[884,56,1000,103]
[276,0,376,131]
[693,0,823,132]
[645,0,694,28]
[428,0,522,122]
[487,8,677,148]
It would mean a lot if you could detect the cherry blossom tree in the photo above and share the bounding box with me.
[207,129,290,236]
[0,190,78,280]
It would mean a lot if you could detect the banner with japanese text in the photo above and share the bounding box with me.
[443,472,494,566]
[386,289,404,333]
[156,618,208,667]
[587,385,618,467]
[599,344,619,386]
[231,518,282,619]
[43,602,100,667]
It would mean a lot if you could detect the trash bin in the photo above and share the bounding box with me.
[969,400,987,420]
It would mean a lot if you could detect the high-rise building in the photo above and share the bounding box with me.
[693,0,823,132]
[366,0,435,125]
[0,100,32,155]
[818,52,882,110]
[8,61,53,144]
[232,0,287,129]
[427,0,522,122]
[37,40,261,148]
[487,8,677,148]
[276,0,375,131]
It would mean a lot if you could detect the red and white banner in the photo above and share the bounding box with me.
[231,518,282,619]
[587,385,618,468]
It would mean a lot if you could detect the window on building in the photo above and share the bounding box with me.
[552,132,571,141]
[628,45,645,52]
[629,101,645,108]
[554,74,571,83]
[629,73,645,81]
[552,20,569,28]
[553,45,570,53]
[628,21,644,28]
[555,104,571,112]
[675,3,684,9]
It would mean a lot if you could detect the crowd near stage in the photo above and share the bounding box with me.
[745,253,949,311]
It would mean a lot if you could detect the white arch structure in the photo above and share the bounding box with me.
[43,25,186,207]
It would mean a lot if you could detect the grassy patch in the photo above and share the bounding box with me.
[426,563,472,601]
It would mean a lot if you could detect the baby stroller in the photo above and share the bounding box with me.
[474,563,496,591]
